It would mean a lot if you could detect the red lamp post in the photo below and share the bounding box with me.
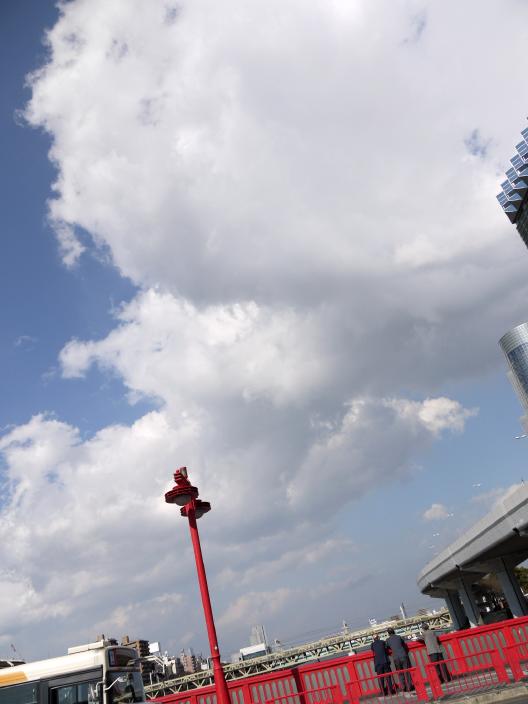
[165,467,231,704]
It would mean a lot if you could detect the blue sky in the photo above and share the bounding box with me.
[1,1,147,434]
[2,0,528,662]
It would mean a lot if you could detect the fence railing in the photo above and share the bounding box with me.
[150,614,528,703]
[264,685,338,704]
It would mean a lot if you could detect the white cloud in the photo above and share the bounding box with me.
[92,593,184,636]
[55,291,477,524]
[54,222,85,268]
[59,291,328,407]
[220,538,357,588]
[472,483,524,512]
[22,0,528,406]
[0,412,199,651]
[289,398,474,510]
[422,503,450,521]
[13,335,37,349]
[24,0,528,322]
[0,393,471,655]
[389,397,477,437]
[218,588,294,629]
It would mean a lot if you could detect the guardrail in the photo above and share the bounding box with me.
[148,614,528,703]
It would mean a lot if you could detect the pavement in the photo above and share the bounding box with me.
[425,682,528,704]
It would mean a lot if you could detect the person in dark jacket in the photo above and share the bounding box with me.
[371,635,396,696]
[386,628,414,692]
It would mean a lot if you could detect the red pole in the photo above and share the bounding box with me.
[186,501,231,704]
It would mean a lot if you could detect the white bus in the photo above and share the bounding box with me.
[0,639,147,704]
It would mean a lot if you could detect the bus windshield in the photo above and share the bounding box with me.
[107,672,144,704]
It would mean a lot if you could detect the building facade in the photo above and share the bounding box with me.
[180,648,199,674]
[499,323,528,431]
[121,636,155,685]
[249,625,268,647]
[497,125,528,247]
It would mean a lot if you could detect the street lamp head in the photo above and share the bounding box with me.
[165,467,199,506]
[165,484,198,506]
[181,499,211,520]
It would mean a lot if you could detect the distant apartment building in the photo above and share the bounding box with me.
[121,635,155,684]
[170,656,185,677]
[121,636,150,657]
[497,125,528,247]
[180,648,199,674]
[499,323,528,432]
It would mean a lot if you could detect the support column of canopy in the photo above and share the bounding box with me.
[496,558,528,617]
[456,575,480,627]
[444,590,466,630]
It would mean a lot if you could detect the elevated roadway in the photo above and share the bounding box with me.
[418,483,528,628]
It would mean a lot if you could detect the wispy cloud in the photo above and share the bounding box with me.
[472,482,524,511]
[464,129,491,159]
[422,503,450,521]
[403,11,427,44]
[14,335,37,350]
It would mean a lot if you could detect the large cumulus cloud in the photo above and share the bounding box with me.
[23,0,528,385]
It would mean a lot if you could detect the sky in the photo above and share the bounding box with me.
[2,0,528,663]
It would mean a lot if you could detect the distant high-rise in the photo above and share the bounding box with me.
[249,624,268,646]
[497,125,528,248]
[499,323,528,431]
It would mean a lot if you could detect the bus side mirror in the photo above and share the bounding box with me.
[103,675,128,691]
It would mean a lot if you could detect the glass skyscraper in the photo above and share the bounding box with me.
[499,323,528,431]
[497,126,528,248]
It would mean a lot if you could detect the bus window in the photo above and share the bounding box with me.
[79,682,99,704]
[53,685,75,704]
[0,682,38,704]
[51,682,99,704]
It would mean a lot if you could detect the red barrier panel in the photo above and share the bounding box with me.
[424,649,508,699]
[504,641,528,681]
[264,685,338,704]
[347,666,428,704]
[150,615,528,703]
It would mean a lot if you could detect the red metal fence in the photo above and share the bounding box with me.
[151,615,528,704]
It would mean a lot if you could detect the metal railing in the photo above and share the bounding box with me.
[147,614,528,702]
[145,610,451,696]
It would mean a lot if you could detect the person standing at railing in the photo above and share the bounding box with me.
[386,628,414,692]
[371,635,396,696]
[420,624,451,684]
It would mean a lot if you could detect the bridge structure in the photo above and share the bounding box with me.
[144,609,451,698]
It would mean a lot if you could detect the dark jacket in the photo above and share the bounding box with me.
[386,634,409,660]
[371,638,390,667]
